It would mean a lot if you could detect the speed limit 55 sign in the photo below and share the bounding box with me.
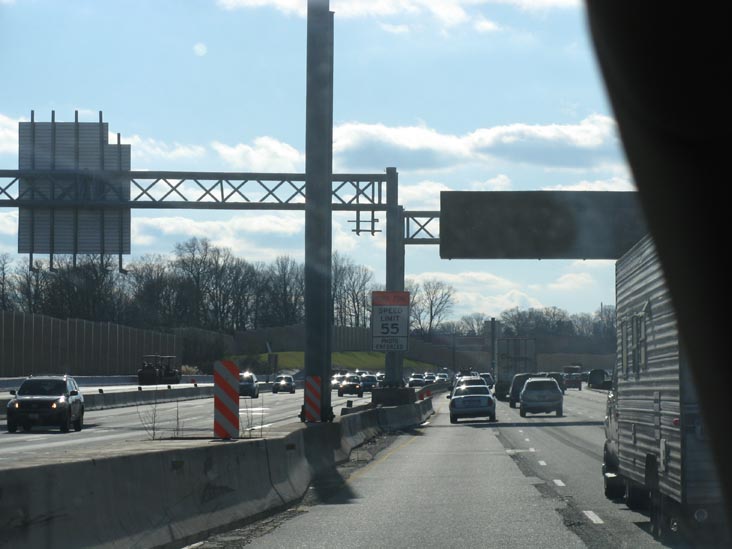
[371,291,410,352]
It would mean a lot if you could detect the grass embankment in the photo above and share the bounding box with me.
[227,351,438,373]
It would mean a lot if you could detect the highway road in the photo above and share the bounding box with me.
[0,388,369,469]
[197,388,692,549]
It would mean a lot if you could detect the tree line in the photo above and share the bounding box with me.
[0,237,615,344]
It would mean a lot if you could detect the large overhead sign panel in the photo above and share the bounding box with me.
[440,191,647,260]
[18,115,131,256]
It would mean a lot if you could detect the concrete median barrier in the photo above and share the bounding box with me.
[0,393,436,548]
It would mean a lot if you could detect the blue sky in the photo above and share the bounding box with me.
[0,0,636,318]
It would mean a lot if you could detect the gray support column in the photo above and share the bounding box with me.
[385,167,405,386]
[303,0,334,422]
[491,317,497,373]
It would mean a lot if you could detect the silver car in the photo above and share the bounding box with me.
[519,377,563,417]
[448,385,496,423]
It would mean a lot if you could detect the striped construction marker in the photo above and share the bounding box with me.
[213,360,240,439]
[303,376,321,422]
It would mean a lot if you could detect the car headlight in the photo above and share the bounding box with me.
[9,400,19,409]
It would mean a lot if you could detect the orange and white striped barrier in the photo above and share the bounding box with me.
[213,360,240,439]
[304,375,321,422]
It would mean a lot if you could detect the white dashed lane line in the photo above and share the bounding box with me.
[583,510,604,524]
[538,460,547,466]
[524,438,530,442]
[553,479,566,487]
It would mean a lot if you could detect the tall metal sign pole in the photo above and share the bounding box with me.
[385,167,405,387]
[303,0,334,422]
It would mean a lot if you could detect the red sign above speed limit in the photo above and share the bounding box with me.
[371,291,410,352]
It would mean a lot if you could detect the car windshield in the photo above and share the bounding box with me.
[454,386,490,396]
[525,380,559,391]
[462,379,486,385]
[18,379,67,396]
[2,2,724,547]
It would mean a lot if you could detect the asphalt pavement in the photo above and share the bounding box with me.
[196,387,693,549]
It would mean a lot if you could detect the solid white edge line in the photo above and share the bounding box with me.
[583,510,604,524]
[553,479,566,487]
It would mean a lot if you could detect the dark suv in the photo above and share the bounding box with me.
[6,375,85,433]
[508,373,533,408]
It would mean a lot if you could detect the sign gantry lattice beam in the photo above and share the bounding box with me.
[404,210,440,244]
[0,170,389,213]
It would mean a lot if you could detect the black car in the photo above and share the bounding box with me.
[360,374,378,392]
[338,375,364,397]
[6,375,85,433]
[508,373,534,408]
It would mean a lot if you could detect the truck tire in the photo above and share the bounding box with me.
[520,408,526,418]
[450,415,457,424]
[556,406,563,417]
[509,400,516,408]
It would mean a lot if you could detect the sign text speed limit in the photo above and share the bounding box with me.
[371,291,410,352]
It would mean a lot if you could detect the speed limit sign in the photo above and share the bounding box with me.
[371,291,410,351]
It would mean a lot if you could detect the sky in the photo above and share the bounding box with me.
[0,0,638,320]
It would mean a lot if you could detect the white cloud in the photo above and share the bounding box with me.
[569,259,614,269]
[547,272,594,291]
[217,0,306,17]
[193,42,208,57]
[132,213,305,260]
[217,0,577,25]
[0,113,22,155]
[470,174,511,191]
[542,176,636,191]
[408,270,519,291]
[126,135,206,162]
[457,290,543,316]
[380,22,410,34]
[333,115,620,172]
[399,180,451,209]
[474,16,500,32]
[212,136,304,172]
[486,0,580,10]
[0,210,18,235]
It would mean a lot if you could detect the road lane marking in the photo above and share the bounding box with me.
[525,438,530,442]
[553,479,566,487]
[518,429,523,433]
[538,460,547,466]
[529,447,535,452]
[583,510,604,524]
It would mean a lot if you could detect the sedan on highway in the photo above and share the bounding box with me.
[407,374,425,387]
[519,377,563,417]
[272,375,295,394]
[6,375,85,433]
[338,375,364,397]
[448,385,495,423]
[360,374,378,392]
[239,372,260,398]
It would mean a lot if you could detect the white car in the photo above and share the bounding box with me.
[448,385,496,423]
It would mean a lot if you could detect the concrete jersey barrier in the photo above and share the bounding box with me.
[0,395,436,549]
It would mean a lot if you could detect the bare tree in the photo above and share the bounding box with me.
[409,278,455,339]
[0,254,16,311]
[460,312,487,335]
